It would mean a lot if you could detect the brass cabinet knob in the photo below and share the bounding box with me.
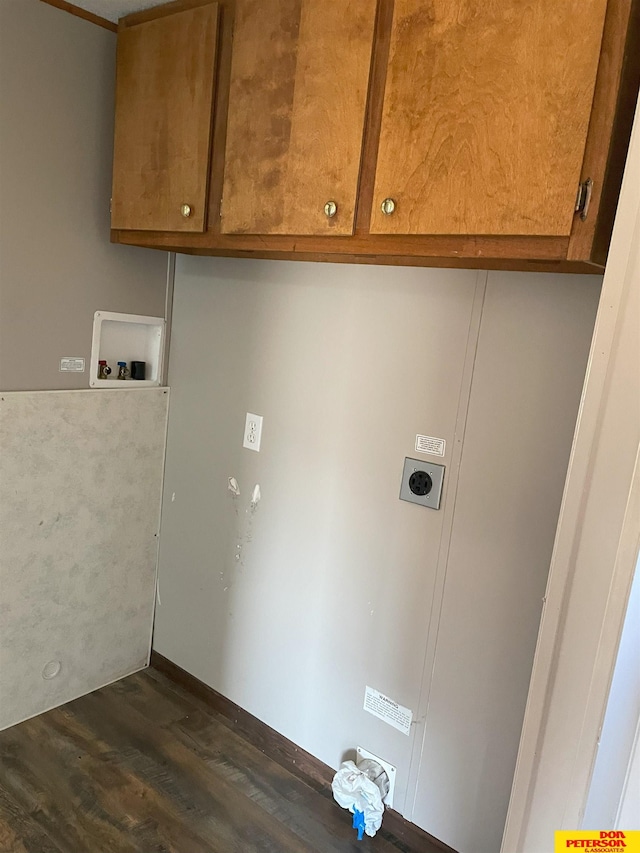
[381,198,396,216]
[324,200,338,218]
[181,204,192,218]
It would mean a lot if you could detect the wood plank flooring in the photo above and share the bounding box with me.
[0,669,441,853]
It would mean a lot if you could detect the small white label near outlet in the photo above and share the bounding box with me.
[243,413,263,452]
[415,434,446,457]
[59,357,85,373]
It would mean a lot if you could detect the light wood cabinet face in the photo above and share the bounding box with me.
[221,0,377,236]
[111,3,219,232]
[370,0,609,237]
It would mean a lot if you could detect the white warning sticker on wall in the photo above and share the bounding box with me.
[415,434,446,457]
[59,357,85,373]
[364,686,412,736]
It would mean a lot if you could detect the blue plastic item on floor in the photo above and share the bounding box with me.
[352,808,366,841]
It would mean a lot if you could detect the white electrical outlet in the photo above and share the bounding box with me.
[243,413,263,452]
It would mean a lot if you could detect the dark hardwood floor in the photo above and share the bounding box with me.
[0,668,440,853]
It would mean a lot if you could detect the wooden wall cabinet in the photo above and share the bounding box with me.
[370,0,607,238]
[221,0,377,236]
[111,0,219,232]
[112,0,640,273]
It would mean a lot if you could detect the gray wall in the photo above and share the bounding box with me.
[154,256,601,852]
[411,273,603,853]
[0,0,167,392]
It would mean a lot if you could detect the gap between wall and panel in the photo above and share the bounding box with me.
[147,251,176,665]
[162,252,176,387]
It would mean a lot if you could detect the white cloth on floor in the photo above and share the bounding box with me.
[331,760,385,837]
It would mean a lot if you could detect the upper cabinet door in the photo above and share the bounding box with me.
[221,0,378,236]
[370,0,609,237]
[111,3,219,232]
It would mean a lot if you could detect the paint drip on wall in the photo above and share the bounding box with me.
[223,478,262,595]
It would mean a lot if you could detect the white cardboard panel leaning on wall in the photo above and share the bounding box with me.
[0,388,169,730]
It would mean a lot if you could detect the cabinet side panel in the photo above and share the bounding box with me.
[221,0,377,236]
[570,0,640,264]
[370,0,608,237]
[111,4,218,232]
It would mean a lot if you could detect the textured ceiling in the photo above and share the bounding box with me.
[71,0,165,23]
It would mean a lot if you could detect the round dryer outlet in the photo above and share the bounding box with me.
[409,470,433,496]
[399,457,445,510]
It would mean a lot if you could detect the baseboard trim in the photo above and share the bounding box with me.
[150,651,456,853]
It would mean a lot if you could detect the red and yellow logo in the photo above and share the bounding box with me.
[555,832,640,851]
